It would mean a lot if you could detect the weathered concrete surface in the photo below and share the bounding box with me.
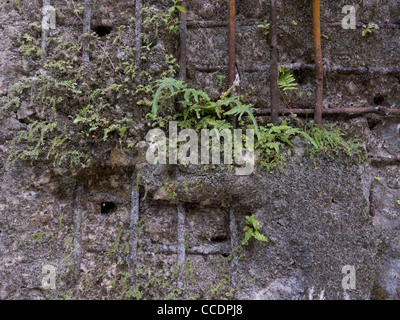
[0,0,399,300]
[0,137,379,300]
[136,135,376,300]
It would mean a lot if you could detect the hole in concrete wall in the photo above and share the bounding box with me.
[93,25,112,37]
[101,202,116,214]
[373,95,385,105]
[211,235,227,243]
[293,69,306,84]
[367,117,380,130]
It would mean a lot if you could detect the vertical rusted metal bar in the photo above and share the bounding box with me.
[228,0,236,88]
[312,0,323,124]
[177,204,186,290]
[229,208,238,288]
[270,0,279,125]
[73,180,84,271]
[135,0,143,82]
[179,1,187,81]
[82,0,92,66]
[228,0,237,127]
[129,172,140,274]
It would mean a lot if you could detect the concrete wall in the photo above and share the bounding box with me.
[0,0,399,299]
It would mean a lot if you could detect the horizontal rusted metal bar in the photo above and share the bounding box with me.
[188,20,256,28]
[369,154,400,163]
[140,244,230,255]
[194,63,400,75]
[187,20,400,29]
[329,65,400,75]
[256,107,400,116]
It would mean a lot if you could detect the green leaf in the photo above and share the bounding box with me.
[242,215,268,245]
[150,78,186,118]
[374,176,381,181]
[224,103,260,139]
[183,88,210,105]
[168,6,175,16]
[242,227,253,245]
[278,67,298,91]
[175,5,186,12]
[254,232,268,242]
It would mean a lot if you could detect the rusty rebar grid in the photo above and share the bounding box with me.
[270,0,279,125]
[255,107,400,116]
[187,20,259,28]
[178,1,187,81]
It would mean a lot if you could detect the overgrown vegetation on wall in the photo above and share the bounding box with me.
[0,1,366,174]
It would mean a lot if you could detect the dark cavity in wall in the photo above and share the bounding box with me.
[93,25,112,37]
[211,235,228,243]
[101,202,116,214]
[373,95,385,105]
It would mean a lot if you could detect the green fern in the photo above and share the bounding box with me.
[0,96,21,111]
[149,77,186,118]
[305,123,365,161]
[278,67,298,91]
[224,103,260,139]
[257,19,270,36]
[196,117,233,131]
[183,88,210,106]
[254,122,317,172]
[148,78,262,138]
[242,215,268,245]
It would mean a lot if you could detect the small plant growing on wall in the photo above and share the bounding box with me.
[362,23,379,37]
[257,19,270,36]
[242,215,268,245]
